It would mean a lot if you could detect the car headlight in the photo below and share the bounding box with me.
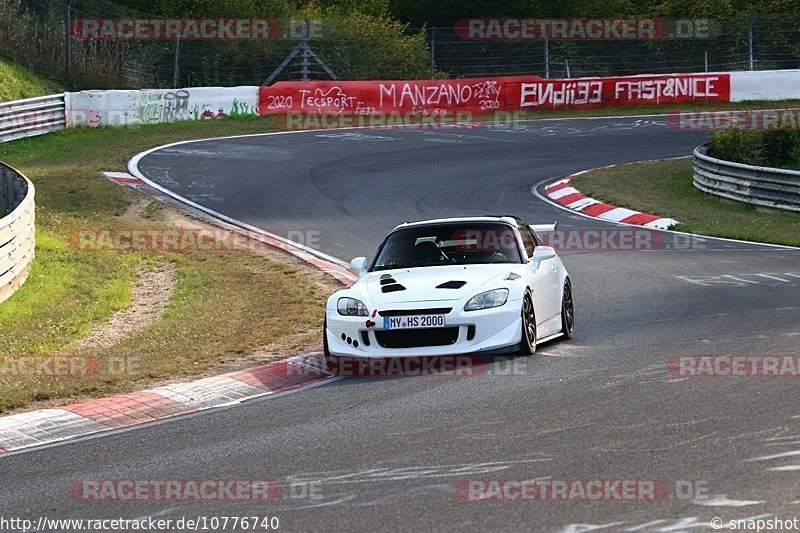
[337,297,369,316]
[464,289,509,311]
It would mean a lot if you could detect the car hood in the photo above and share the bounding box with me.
[362,264,517,305]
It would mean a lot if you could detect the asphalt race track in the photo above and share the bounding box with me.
[3,116,800,532]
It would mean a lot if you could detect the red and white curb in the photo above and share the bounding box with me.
[0,354,338,455]
[544,171,679,230]
[102,171,145,186]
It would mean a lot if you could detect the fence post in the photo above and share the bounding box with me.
[172,34,181,88]
[704,50,708,72]
[565,57,570,78]
[430,27,436,80]
[65,0,72,85]
[301,20,310,81]
[544,37,549,78]
[748,14,755,70]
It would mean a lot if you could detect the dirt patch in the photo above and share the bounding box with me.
[69,262,178,351]
[119,194,152,220]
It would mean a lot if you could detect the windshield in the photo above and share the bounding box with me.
[371,223,524,271]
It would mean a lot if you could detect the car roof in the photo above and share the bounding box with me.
[393,216,521,231]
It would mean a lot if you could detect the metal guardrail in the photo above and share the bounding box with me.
[0,162,35,303]
[0,94,66,143]
[693,144,800,212]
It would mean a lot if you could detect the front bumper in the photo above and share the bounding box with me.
[325,299,523,358]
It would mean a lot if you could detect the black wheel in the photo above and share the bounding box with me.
[560,279,575,340]
[520,290,537,355]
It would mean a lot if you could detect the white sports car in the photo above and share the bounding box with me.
[324,216,574,363]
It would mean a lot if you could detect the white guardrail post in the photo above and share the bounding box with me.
[693,144,800,212]
[0,162,35,303]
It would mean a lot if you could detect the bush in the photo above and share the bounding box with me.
[708,128,762,164]
[760,130,800,168]
[708,128,800,170]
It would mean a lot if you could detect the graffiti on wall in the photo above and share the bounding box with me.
[67,87,259,128]
[516,75,729,109]
[259,77,510,116]
[259,74,732,116]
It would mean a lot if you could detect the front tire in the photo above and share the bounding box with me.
[560,279,575,340]
[520,290,537,355]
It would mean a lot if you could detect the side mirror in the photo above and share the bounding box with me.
[530,246,556,265]
[349,257,368,274]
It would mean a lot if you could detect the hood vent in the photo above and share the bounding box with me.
[379,273,406,293]
[381,283,406,293]
[436,280,467,289]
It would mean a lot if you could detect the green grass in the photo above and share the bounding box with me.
[0,57,62,101]
[571,158,800,247]
[0,232,138,355]
[0,115,341,413]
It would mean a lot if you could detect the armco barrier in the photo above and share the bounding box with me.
[0,162,35,303]
[0,94,67,143]
[693,144,800,212]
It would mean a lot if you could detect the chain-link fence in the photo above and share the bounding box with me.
[1,0,799,90]
[429,16,800,78]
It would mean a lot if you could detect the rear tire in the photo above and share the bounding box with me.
[560,279,575,340]
[520,290,537,355]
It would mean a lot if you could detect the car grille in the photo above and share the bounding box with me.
[378,308,452,317]
[375,327,460,349]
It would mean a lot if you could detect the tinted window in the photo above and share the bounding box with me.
[371,223,523,271]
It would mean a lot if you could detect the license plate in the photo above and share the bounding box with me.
[383,314,446,329]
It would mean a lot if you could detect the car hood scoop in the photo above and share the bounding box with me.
[379,274,406,293]
[364,264,511,304]
[436,280,467,289]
